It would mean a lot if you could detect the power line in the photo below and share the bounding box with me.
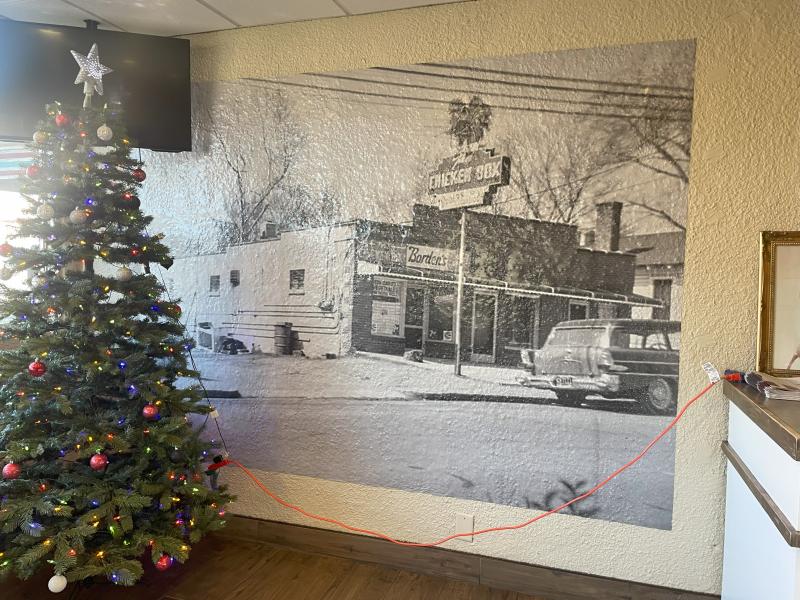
[309,73,692,116]
[238,79,444,115]
[421,62,694,94]
[373,67,693,101]
[243,77,691,123]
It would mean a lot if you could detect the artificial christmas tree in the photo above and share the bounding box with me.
[0,45,230,590]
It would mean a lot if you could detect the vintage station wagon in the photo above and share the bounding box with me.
[517,319,680,415]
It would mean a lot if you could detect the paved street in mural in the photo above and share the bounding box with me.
[184,351,674,529]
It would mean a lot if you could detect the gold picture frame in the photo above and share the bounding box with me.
[758,231,800,376]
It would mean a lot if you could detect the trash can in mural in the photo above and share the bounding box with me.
[274,322,294,355]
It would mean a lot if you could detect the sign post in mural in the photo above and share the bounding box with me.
[428,147,511,374]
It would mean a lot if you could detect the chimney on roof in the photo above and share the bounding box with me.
[595,201,622,251]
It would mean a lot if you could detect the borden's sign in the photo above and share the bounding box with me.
[405,244,460,272]
[428,148,511,209]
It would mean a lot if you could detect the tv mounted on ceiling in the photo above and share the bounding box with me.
[0,20,191,152]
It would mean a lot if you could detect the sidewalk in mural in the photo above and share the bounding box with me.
[187,350,643,407]
[182,351,675,530]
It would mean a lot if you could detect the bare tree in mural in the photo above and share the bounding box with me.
[202,88,307,247]
[503,107,689,232]
[504,126,612,225]
[592,65,694,231]
[600,67,693,184]
[269,182,343,230]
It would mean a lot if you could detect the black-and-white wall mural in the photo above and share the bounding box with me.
[143,40,695,530]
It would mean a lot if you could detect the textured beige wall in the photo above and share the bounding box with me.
[187,0,799,593]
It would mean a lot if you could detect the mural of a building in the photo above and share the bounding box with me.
[143,40,694,531]
[622,231,684,321]
[171,201,662,363]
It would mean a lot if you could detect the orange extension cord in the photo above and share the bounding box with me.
[220,379,720,548]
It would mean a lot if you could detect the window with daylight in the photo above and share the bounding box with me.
[289,269,305,292]
[0,191,30,290]
[209,275,220,294]
[230,269,240,287]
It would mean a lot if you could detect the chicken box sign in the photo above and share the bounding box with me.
[428,148,511,210]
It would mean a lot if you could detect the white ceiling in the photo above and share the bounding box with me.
[0,0,471,36]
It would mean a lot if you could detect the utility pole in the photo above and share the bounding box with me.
[453,208,467,376]
[427,96,510,376]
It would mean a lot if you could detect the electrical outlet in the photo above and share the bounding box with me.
[455,513,474,542]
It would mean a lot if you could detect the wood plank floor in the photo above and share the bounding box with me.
[6,535,546,600]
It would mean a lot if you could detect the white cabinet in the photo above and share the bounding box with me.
[722,382,800,600]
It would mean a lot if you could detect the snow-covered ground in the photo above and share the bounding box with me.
[185,352,675,529]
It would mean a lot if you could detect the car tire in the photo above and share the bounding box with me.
[638,378,676,415]
[555,390,586,407]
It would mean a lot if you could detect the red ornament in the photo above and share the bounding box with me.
[89,453,108,471]
[130,247,140,257]
[142,404,159,420]
[2,463,21,480]
[155,553,173,571]
[122,192,133,201]
[28,360,47,377]
[25,164,40,179]
[0,242,12,257]
[54,114,70,127]
[131,168,146,182]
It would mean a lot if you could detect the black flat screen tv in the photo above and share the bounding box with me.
[0,21,191,152]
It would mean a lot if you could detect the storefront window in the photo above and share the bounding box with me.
[428,289,454,342]
[568,300,588,320]
[501,294,537,347]
[404,286,425,348]
[371,279,402,338]
[405,286,425,328]
[597,302,616,319]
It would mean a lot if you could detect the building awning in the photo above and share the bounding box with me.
[367,267,662,308]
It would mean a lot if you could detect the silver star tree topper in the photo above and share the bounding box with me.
[70,43,113,108]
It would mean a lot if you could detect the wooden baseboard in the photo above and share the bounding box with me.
[217,515,718,600]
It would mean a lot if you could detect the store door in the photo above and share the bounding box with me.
[404,285,425,349]
[471,291,498,363]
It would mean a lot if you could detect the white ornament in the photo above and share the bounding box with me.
[70,44,113,108]
[31,274,48,288]
[97,124,113,142]
[48,574,68,593]
[36,204,55,220]
[68,208,88,225]
[116,266,134,282]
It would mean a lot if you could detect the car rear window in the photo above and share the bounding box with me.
[610,328,672,350]
[548,327,605,346]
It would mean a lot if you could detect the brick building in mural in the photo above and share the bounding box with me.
[170,201,661,365]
